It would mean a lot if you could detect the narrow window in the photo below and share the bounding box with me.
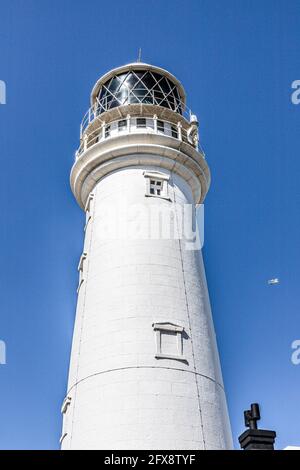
[105,124,111,138]
[118,119,127,131]
[157,120,165,133]
[136,117,146,128]
[171,125,178,138]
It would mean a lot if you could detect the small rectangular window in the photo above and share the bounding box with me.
[118,119,127,131]
[136,118,146,128]
[152,322,187,362]
[105,125,111,138]
[171,125,178,138]
[157,120,165,133]
[149,178,163,196]
[144,171,171,200]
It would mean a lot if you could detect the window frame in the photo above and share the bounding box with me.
[171,125,178,138]
[157,120,165,133]
[61,396,72,414]
[149,178,163,196]
[152,322,187,363]
[84,193,94,231]
[118,119,127,132]
[105,124,111,138]
[77,252,87,293]
[136,117,147,128]
[143,171,171,201]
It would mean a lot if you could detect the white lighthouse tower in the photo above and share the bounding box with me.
[61,62,233,450]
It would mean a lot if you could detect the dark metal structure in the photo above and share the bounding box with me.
[239,403,276,450]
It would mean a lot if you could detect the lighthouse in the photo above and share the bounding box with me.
[61,62,233,450]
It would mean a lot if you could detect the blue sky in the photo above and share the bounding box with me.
[0,0,299,450]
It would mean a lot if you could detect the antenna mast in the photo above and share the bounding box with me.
[137,47,142,62]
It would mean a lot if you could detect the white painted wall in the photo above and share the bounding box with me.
[62,164,233,450]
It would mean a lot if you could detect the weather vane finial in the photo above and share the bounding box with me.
[137,47,142,63]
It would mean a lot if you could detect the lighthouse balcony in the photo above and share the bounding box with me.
[75,105,203,160]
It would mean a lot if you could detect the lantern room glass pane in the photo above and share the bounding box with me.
[97,70,182,115]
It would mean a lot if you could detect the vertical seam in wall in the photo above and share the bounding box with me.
[69,187,97,447]
[172,178,206,450]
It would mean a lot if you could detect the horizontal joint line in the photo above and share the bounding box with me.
[67,365,224,395]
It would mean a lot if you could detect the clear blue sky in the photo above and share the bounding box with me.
[0,0,299,450]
